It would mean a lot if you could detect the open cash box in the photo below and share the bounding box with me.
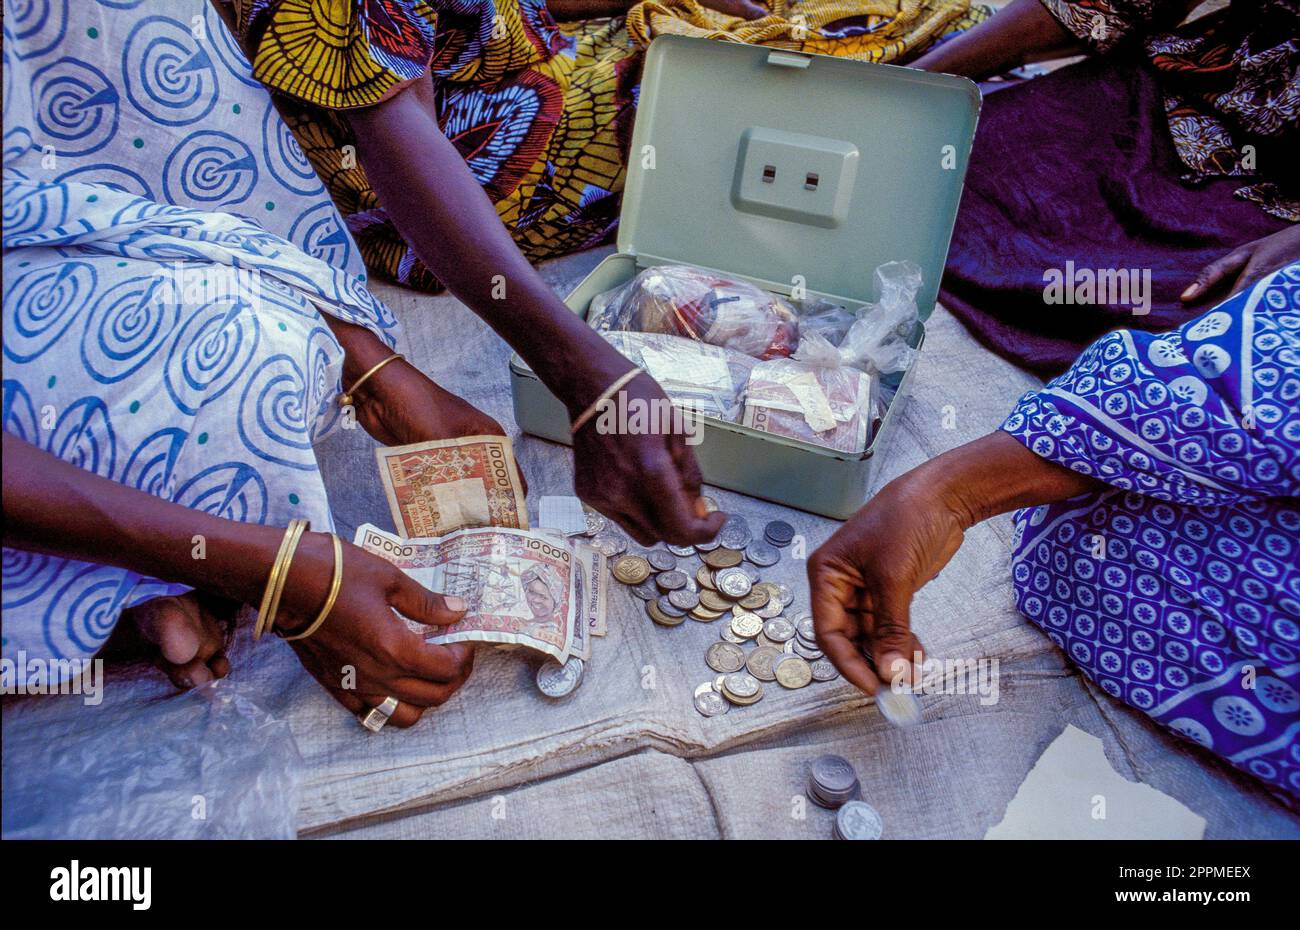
[510,35,979,519]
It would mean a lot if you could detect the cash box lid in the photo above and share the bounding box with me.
[619,35,980,319]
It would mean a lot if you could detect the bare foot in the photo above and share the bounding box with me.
[125,592,233,689]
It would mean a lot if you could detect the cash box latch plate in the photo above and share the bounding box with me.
[731,126,858,229]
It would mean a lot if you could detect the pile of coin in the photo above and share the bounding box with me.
[606,511,851,716]
[807,754,862,809]
[833,800,884,840]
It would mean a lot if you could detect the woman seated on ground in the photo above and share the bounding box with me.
[810,262,1300,803]
[1,0,980,721]
[2,175,493,727]
[913,0,1300,374]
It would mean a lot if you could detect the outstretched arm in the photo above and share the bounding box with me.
[909,0,1081,79]
[4,434,474,725]
[345,78,724,545]
[808,432,1101,694]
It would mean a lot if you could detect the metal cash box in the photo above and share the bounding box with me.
[510,35,979,519]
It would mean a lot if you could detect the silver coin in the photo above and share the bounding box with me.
[693,681,716,700]
[719,625,746,644]
[647,550,678,572]
[656,570,688,592]
[590,531,625,558]
[656,594,686,618]
[792,639,824,660]
[763,618,795,642]
[810,658,840,681]
[668,589,700,611]
[715,568,753,599]
[795,615,816,641]
[713,674,728,692]
[744,541,780,567]
[630,579,660,601]
[775,583,795,606]
[835,800,883,840]
[723,671,760,698]
[811,754,859,794]
[705,641,747,674]
[694,689,730,717]
[763,519,795,546]
[720,526,751,551]
[876,687,923,728]
[755,600,785,619]
[695,535,721,552]
[667,544,696,557]
[740,564,761,583]
[583,511,608,537]
[536,657,585,698]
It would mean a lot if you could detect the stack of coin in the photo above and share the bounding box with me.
[719,671,763,706]
[833,800,883,840]
[764,520,795,548]
[807,754,862,809]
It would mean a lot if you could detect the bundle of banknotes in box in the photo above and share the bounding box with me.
[588,262,920,455]
[360,436,607,671]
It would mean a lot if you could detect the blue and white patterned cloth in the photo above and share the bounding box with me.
[2,0,400,674]
[1003,263,1300,803]
[2,0,361,272]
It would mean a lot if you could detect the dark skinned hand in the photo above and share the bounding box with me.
[1182,225,1300,306]
[274,531,476,728]
[571,372,726,547]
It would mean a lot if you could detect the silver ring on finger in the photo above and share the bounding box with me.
[359,695,399,732]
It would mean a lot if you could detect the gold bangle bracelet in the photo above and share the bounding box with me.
[281,533,343,642]
[254,519,304,641]
[338,352,402,407]
[257,519,308,641]
[570,366,644,436]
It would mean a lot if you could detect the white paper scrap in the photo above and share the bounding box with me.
[984,725,1206,840]
[538,496,588,537]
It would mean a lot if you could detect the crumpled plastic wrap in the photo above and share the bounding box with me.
[588,264,799,360]
[1,678,303,839]
[742,358,876,454]
[602,330,756,421]
[740,262,922,454]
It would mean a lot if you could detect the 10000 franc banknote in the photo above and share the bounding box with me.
[376,435,528,538]
[356,523,575,663]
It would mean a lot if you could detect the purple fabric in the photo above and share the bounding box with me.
[939,56,1291,377]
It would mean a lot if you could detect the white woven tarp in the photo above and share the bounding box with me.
[5,254,1297,838]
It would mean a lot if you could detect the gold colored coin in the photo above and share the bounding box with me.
[647,599,685,627]
[774,655,813,689]
[612,555,651,585]
[703,547,743,569]
[752,582,782,602]
[739,587,770,610]
[699,590,732,613]
[730,610,763,639]
[696,565,717,591]
[721,682,765,706]
[690,605,724,621]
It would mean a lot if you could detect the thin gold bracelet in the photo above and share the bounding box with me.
[570,366,644,436]
[254,519,305,641]
[338,352,402,408]
[255,519,308,641]
[281,533,343,642]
